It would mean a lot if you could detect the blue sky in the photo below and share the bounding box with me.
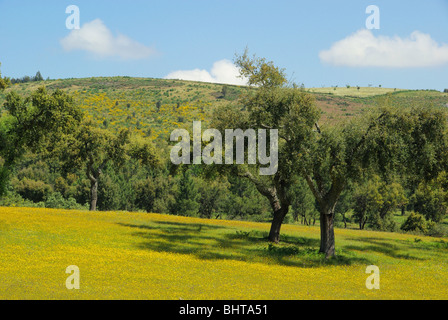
[0,0,447,90]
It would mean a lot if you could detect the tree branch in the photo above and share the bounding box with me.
[260,123,284,130]
[304,173,323,204]
[352,112,386,157]
[238,168,273,199]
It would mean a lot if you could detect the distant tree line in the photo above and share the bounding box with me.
[9,71,45,84]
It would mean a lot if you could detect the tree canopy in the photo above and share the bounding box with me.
[212,51,319,242]
[213,52,448,258]
[52,119,160,211]
[0,86,82,196]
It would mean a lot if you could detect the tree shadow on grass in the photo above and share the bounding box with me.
[344,237,426,261]
[117,221,370,268]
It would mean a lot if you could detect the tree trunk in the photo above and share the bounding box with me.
[268,206,288,243]
[379,204,391,219]
[360,217,367,230]
[342,213,347,228]
[304,174,343,258]
[319,210,335,258]
[89,177,98,211]
[238,170,290,244]
[87,160,107,212]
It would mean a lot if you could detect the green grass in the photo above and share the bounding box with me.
[1,207,448,299]
[308,87,403,97]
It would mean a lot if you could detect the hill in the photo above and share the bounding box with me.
[0,77,246,141]
[1,206,447,299]
[2,77,447,141]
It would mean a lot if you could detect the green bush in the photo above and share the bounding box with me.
[0,191,44,208]
[426,223,448,237]
[134,178,156,212]
[45,192,87,210]
[170,171,200,217]
[11,177,52,202]
[401,212,432,234]
[411,181,448,223]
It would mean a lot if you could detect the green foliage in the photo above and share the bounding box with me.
[0,191,44,208]
[197,178,228,219]
[133,177,156,213]
[52,117,159,210]
[171,170,200,217]
[401,212,434,234]
[267,242,301,256]
[352,175,406,231]
[212,53,320,242]
[411,173,448,223]
[0,87,82,197]
[290,176,318,225]
[11,177,52,203]
[426,223,448,238]
[220,176,270,220]
[221,85,228,98]
[0,63,11,90]
[45,192,87,210]
[96,170,122,211]
[126,135,160,168]
[234,48,287,88]
[9,71,44,84]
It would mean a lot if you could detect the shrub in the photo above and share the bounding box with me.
[45,192,87,210]
[401,212,431,234]
[412,181,448,223]
[134,178,156,212]
[11,178,52,202]
[0,191,44,208]
[426,223,448,237]
[170,171,200,217]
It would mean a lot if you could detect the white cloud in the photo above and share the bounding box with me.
[165,59,248,85]
[319,29,448,68]
[60,19,154,60]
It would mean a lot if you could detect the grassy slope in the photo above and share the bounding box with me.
[2,77,447,138]
[0,77,248,141]
[1,206,447,300]
[309,86,402,97]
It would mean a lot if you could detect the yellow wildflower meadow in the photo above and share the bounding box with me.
[0,207,447,300]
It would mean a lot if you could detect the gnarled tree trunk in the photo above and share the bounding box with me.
[305,174,344,258]
[89,176,98,211]
[239,169,290,243]
[87,159,107,211]
[266,178,290,243]
[319,210,335,258]
[268,205,288,243]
